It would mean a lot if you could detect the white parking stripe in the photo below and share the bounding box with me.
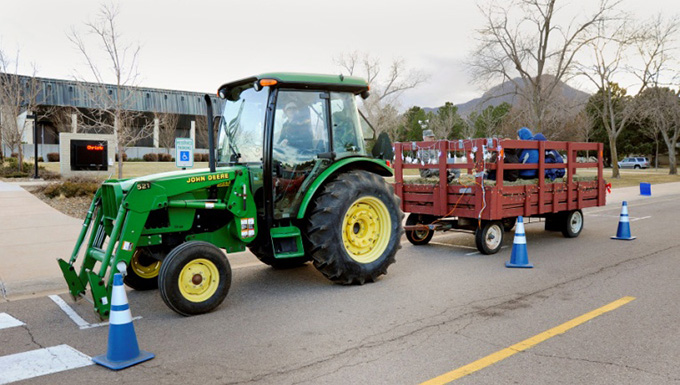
[48,295,89,328]
[0,313,24,330]
[49,295,140,330]
[0,344,92,384]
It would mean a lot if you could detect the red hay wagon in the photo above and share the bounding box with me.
[393,138,607,254]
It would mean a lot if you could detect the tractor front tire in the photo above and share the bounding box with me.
[248,229,310,269]
[304,171,403,285]
[124,248,162,291]
[158,241,231,316]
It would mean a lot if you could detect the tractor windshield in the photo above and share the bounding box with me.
[217,86,268,164]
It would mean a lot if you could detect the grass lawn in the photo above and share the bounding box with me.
[579,168,680,188]
[41,162,211,179]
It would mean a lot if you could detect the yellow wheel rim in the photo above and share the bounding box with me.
[341,196,391,264]
[178,258,220,303]
[130,250,161,279]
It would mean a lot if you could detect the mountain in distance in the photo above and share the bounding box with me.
[424,76,591,117]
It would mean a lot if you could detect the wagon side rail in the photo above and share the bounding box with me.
[393,138,605,219]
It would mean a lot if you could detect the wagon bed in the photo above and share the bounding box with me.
[392,138,607,254]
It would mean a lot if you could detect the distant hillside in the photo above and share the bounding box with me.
[427,76,590,117]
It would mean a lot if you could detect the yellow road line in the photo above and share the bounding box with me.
[420,296,636,384]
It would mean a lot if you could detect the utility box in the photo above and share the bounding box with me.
[59,133,115,178]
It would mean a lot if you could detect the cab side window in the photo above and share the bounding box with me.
[330,92,365,157]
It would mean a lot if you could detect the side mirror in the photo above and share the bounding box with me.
[371,132,394,161]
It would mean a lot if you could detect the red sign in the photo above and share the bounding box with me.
[86,145,105,151]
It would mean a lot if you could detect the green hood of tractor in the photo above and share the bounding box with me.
[111,166,240,192]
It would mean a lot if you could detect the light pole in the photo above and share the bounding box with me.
[26,113,39,179]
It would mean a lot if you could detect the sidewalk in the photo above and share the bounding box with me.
[0,181,82,301]
[0,179,678,302]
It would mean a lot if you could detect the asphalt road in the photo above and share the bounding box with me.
[1,191,679,384]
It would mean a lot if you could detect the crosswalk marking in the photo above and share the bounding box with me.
[0,313,24,330]
[0,344,92,384]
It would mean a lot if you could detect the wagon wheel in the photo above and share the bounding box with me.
[475,220,504,255]
[405,213,437,245]
[501,217,517,232]
[561,210,584,238]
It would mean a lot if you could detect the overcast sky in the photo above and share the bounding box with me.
[1,0,677,109]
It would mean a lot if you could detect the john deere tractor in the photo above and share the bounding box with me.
[59,73,403,318]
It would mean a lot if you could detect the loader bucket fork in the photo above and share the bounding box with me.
[58,185,141,319]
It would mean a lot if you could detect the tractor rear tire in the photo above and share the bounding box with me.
[304,170,403,285]
[124,248,162,291]
[158,241,231,316]
[405,213,436,245]
[248,229,310,269]
[475,220,504,255]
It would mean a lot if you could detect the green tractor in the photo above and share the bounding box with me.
[58,73,403,318]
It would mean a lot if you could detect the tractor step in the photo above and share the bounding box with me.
[270,226,305,258]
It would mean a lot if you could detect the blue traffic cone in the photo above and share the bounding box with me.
[92,273,154,370]
[506,216,533,268]
[611,201,636,240]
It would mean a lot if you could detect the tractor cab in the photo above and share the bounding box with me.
[216,73,376,240]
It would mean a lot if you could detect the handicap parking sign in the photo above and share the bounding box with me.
[175,138,194,168]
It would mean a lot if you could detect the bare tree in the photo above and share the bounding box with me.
[334,51,427,139]
[579,15,678,177]
[471,0,616,133]
[156,112,179,154]
[636,88,680,175]
[68,3,152,178]
[194,115,208,149]
[0,49,41,170]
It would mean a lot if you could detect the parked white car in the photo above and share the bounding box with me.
[618,157,650,169]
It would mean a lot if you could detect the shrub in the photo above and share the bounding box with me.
[143,153,159,162]
[158,153,172,162]
[10,152,18,158]
[193,153,210,162]
[1,171,28,178]
[47,152,60,162]
[39,169,61,180]
[4,158,33,172]
[115,152,128,162]
[42,177,100,198]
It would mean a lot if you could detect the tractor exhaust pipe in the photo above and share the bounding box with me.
[204,94,216,173]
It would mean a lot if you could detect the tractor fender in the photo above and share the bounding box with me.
[296,157,393,219]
